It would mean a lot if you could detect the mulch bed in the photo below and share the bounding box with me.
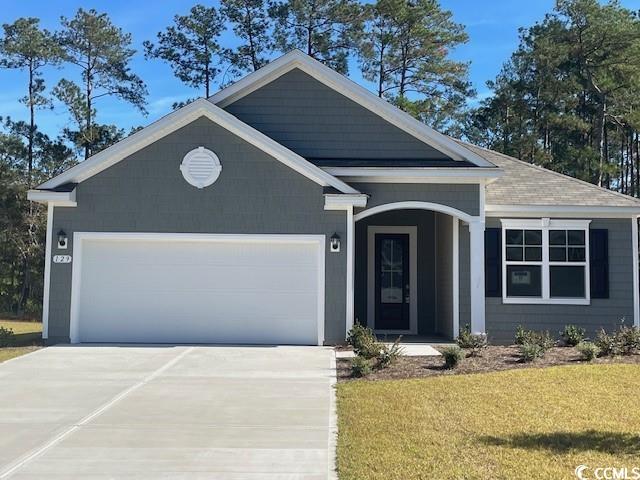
[336,345,640,382]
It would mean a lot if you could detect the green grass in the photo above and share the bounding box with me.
[337,364,640,480]
[0,320,42,363]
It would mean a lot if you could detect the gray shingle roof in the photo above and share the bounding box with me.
[459,142,640,208]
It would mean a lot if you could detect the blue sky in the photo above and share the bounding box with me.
[2,0,640,138]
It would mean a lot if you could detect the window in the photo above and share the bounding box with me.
[501,219,591,305]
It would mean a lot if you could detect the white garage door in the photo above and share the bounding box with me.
[70,233,325,345]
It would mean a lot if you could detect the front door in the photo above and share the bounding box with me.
[374,233,410,330]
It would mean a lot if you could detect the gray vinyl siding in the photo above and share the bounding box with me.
[353,183,480,217]
[435,213,454,338]
[354,210,437,335]
[47,116,347,344]
[223,69,450,161]
[484,217,634,344]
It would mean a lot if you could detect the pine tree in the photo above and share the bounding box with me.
[0,18,63,187]
[268,0,364,73]
[55,8,147,160]
[144,5,225,97]
[222,0,272,73]
[358,0,473,131]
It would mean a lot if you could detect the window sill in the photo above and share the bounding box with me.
[502,297,590,306]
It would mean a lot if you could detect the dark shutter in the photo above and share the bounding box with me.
[485,228,502,297]
[589,229,609,299]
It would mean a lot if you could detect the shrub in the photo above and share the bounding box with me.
[595,328,623,357]
[577,342,600,361]
[520,342,545,362]
[351,356,372,377]
[347,324,380,359]
[561,325,586,347]
[456,324,488,356]
[616,325,640,355]
[377,337,404,369]
[0,326,14,347]
[442,345,464,369]
[514,326,554,350]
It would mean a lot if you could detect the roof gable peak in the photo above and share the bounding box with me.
[209,50,496,168]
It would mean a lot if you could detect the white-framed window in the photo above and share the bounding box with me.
[500,218,591,305]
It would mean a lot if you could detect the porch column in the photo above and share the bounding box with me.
[345,206,355,336]
[468,219,486,334]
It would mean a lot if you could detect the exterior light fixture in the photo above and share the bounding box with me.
[330,233,341,253]
[57,230,68,249]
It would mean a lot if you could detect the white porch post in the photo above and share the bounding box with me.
[469,219,486,334]
[345,206,355,336]
[632,216,639,328]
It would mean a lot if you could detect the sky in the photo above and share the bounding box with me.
[2,0,640,138]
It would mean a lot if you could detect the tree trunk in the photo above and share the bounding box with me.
[595,94,606,187]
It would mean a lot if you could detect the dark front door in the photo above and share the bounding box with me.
[374,233,410,330]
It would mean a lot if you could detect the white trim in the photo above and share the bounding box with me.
[209,50,495,168]
[345,207,355,337]
[452,218,460,338]
[69,232,327,345]
[323,167,502,184]
[27,189,77,207]
[486,204,640,218]
[41,204,54,339]
[37,98,358,195]
[366,226,418,335]
[632,217,639,327]
[355,201,475,224]
[500,218,592,305]
[323,194,368,210]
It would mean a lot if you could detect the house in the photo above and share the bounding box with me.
[28,50,640,345]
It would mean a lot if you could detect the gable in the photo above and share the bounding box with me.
[76,116,331,207]
[36,99,357,194]
[212,50,495,168]
[224,69,449,163]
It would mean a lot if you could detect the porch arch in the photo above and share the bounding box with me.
[354,201,476,224]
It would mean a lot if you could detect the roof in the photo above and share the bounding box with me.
[35,98,358,195]
[460,142,640,208]
[209,50,496,168]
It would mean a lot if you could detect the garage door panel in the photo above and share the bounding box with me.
[73,235,323,345]
[87,265,319,293]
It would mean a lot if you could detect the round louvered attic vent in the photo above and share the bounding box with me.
[180,147,222,188]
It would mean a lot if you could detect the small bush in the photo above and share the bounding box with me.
[347,323,380,359]
[520,342,545,362]
[351,356,372,377]
[442,345,464,369]
[0,326,15,347]
[514,326,554,350]
[377,337,404,369]
[576,342,600,361]
[595,328,622,357]
[616,325,640,355]
[514,325,531,345]
[595,324,640,356]
[456,324,488,356]
[561,325,586,347]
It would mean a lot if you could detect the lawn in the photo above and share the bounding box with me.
[0,320,43,363]
[337,364,640,480]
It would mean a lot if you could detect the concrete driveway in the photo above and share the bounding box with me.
[0,345,337,479]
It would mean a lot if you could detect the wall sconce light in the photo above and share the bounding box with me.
[57,230,68,249]
[330,233,341,253]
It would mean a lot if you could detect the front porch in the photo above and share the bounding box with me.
[351,204,486,341]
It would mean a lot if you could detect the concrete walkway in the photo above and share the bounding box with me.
[0,345,337,479]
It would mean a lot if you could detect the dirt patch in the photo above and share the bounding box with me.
[336,345,640,382]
